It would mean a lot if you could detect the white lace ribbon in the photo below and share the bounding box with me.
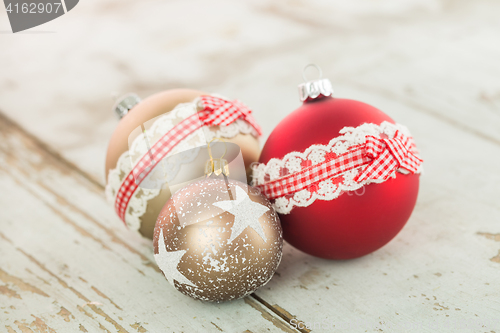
[251,121,422,214]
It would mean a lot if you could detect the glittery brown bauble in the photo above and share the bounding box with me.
[153,177,282,302]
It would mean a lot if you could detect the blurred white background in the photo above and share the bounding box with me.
[1,0,499,181]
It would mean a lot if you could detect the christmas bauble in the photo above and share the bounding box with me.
[153,177,282,302]
[253,71,423,260]
[105,89,261,239]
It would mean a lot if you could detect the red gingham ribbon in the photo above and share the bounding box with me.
[258,146,369,200]
[256,130,422,200]
[200,95,262,135]
[114,96,260,223]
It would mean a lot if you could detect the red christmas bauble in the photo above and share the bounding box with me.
[259,94,420,260]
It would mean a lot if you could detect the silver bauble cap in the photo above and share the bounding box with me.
[298,64,334,102]
[113,93,141,119]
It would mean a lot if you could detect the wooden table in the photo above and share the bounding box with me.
[1,1,499,332]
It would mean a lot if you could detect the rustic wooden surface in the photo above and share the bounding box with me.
[1,0,500,332]
[0,115,299,333]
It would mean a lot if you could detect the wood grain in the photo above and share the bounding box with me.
[0,114,298,332]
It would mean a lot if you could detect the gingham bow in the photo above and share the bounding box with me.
[355,130,422,182]
[200,96,262,135]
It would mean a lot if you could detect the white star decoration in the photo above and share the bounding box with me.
[154,229,197,288]
[213,186,270,243]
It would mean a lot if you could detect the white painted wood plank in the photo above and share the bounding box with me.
[0,118,295,333]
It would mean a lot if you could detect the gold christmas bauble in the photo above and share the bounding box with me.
[105,89,261,239]
[153,177,282,302]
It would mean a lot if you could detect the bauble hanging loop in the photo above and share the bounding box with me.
[298,64,334,102]
[301,63,323,82]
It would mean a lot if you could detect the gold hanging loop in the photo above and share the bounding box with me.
[205,138,230,177]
